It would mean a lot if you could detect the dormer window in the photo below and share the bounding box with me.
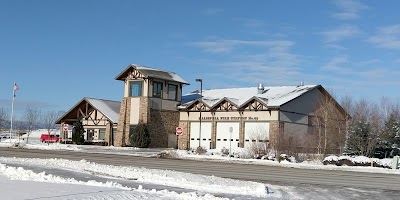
[129,81,142,97]
[153,81,163,98]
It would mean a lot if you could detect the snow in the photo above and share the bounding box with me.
[82,98,121,123]
[2,136,400,175]
[0,164,223,200]
[1,140,400,199]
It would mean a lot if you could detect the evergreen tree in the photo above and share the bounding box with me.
[345,117,372,156]
[130,122,151,148]
[382,113,400,146]
[381,113,400,156]
[72,118,85,145]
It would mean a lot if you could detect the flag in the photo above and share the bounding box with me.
[13,83,19,97]
[13,83,19,91]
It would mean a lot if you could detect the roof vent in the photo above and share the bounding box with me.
[257,83,264,94]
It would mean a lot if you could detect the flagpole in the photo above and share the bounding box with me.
[9,83,16,143]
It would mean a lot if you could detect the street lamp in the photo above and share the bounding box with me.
[196,79,203,148]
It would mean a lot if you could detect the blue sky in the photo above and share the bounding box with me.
[1,0,400,118]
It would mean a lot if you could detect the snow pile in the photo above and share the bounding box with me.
[0,157,268,198]
[323,155,398,168]
[0,163,130,189]
[0,163,225,200]
[24,143,82,151]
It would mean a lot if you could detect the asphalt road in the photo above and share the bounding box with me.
[1,147,399,191]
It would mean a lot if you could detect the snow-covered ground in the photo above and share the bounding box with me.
[1,137,400,175]
[1,132,400,199]
[0,157,282,199]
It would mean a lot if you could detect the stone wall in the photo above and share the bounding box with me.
[148,110,180,148]
[139,97,150,124]
[269,121,285,150]
[239,119,245,148]
[105,121,111,146]
[178,120,190,149]
[115,97,131,147]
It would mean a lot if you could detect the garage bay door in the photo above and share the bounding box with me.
[190,122,212,149]
[244,122,269,148]
[216,122,240,152]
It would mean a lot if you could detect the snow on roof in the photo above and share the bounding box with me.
[116,64,189,85]
[85,98,121,123]
[181,85,319,108]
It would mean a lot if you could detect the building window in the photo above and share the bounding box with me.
[168,84,178,100]
[130,81,142,97]
[87,129,94,140]
[99,128,106,140]
[153,81,163,98]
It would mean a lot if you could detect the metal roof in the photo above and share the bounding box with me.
[179,85,320,109]
[115,64,189,85]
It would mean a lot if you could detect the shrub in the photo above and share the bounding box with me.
[196,146,207,155]
[278,154,296,163]
[130,123,151,148]
[221,147,230,156]
[157,150,179,159]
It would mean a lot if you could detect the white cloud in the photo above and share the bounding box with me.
[320,25,362,43]
[240,18,264,28]
[320,55,353,74]
[368,24,400,49]
[325,44,348,50]
[332,0,368,20]
[202,8,224,16]
[190,38,307,86]
[191,39,294,54]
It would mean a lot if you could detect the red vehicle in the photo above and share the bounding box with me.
[40,134,60,143]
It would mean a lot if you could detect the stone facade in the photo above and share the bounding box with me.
[148,110,180,148]
[268,121,284,150]
[139,97,150,124]
[104,122,112,146]
[178,120,190,149]
[115,97,131,146]
[115,96,180,148]
[211,117,217,149]
[239,119,245,148]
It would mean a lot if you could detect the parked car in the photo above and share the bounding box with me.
[40,134,60,143]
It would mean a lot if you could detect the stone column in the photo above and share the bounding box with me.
[105,121,111,146]
[115,98,130,147]
[211,113,217,149]
[239,117,245,148]
[268,121,285,151]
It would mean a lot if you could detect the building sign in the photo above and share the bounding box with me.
[199,116,259,121]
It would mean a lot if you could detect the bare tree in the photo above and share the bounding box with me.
[24,106,41,144]
[0,107,9,131]
[41,110,62,144]
[313,92,346,155]
[340,94,353,152]
[244,125,269,158]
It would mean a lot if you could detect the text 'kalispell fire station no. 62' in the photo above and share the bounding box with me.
[199,117,259,121]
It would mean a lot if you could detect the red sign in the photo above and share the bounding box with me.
[63,124,69,131]
[176,127,183,136]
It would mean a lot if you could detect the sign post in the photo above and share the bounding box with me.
[176,127,183,149]
[63,124,69,144]
[229,126,233,154]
